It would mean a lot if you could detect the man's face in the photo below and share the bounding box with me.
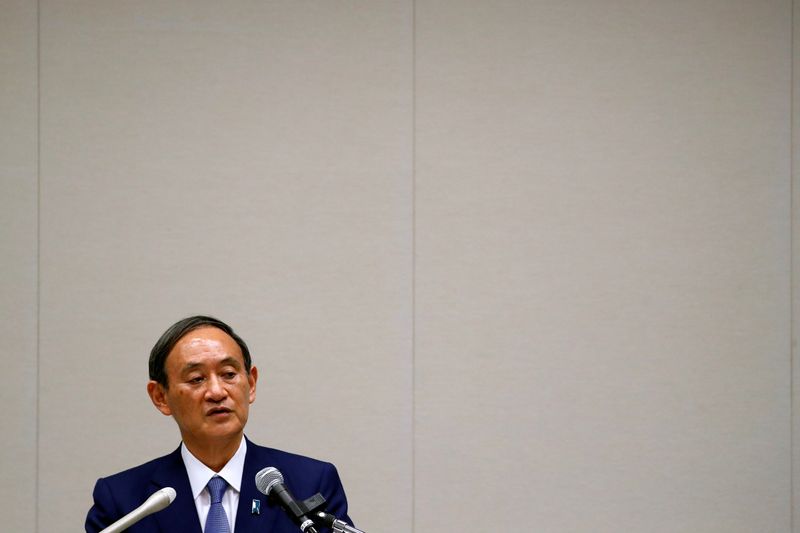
[147,327,258,448]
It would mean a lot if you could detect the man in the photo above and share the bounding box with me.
[86,316,352,533]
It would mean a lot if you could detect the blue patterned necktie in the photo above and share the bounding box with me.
[205,476,231,533]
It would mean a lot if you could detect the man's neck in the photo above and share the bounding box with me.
[182,433,244,472]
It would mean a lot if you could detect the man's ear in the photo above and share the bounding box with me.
[248,366,258,404]
[147,380,172,416]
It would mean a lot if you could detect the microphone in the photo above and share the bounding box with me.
[99,487,176,533]
[255,467,318,533]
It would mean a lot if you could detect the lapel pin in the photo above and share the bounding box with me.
[251,499,261,515]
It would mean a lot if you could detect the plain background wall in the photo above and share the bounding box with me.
[415,1,791,531]
[0,1,795,532]
[1,0,38,531]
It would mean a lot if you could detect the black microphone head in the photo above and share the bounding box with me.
[255,466,285,496]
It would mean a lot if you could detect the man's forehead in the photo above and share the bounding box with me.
[167,327,244,362]
[181,356,243,370]
[175,326,238,347]
[181,335,225,350]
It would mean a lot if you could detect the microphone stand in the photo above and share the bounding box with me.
[313,511,366,533]
[291,493,367,533]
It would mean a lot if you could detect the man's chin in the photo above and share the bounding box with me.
[193,423,244,442]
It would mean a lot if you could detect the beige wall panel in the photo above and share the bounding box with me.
[38,2,411,531]
[0,0,38,530]
[416,1,790,532]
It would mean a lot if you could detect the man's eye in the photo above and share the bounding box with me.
[188,377,204,384]
[223,372,237,379]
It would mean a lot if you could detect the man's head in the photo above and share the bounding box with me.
[148,315,252,388]
[146,316,258,451]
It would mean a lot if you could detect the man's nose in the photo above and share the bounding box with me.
[205,375,227,401]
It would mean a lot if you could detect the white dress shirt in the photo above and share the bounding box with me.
[181,437,247,533]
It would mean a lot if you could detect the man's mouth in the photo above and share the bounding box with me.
[206,407,232,416]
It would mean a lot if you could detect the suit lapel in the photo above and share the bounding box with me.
[150,446,203,533]
[235,438,280,533]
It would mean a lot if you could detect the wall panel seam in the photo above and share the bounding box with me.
[35,0,41,531]
[792,0,797,531]
[411,1,417,532]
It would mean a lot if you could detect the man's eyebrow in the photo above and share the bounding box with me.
[219,357,243,368]
[180,362,203,373]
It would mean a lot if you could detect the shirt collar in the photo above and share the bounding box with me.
[181,437,248,499]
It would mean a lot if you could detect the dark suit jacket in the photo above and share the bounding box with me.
[85,437,352,533]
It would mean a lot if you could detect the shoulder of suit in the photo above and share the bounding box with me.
[247,441,335,471]
[99,446,181,485]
